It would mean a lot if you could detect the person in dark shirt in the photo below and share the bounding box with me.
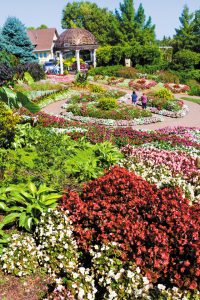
[131,90,138,106]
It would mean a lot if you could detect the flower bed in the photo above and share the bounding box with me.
[61,166,200,290]
[47,74,74,83]
[129,78,157,90]
[62,111,162,126]
[164,83,190,93]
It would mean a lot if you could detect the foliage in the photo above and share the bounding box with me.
[154,88,174,100]
[174,6,197,52]
[188,83,200,96]
[89,84,105,93]
[0,233,39,276]
[74,72,88,87]
[0,17,37,63]
[157,71,180,84]
[0,63,15,86]
[15,62,45,81]
[62,1,122,45]
[97,97,118,110]
[0,86,40,113]
[23,72,34,85]
[89,65,123,77]
[0,126,122,188]
[0,229,9,255]
[61,166,200,289]
[172,50,200,70]
[0,102,19,148]
[0,182,61,231]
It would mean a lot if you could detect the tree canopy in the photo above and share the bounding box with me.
[0,17,37,63]
[61,0,156,45]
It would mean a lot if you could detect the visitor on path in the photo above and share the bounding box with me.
[131,90,138,105]
[141,93,148,109]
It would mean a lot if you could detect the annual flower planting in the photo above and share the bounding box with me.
[0,8,200,298]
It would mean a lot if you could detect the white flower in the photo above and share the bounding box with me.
[157,284,166,290]
[78,288,85,299]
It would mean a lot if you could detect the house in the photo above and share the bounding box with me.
[27,28,58,64]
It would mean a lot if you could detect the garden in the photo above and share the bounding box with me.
[0,2,200,299]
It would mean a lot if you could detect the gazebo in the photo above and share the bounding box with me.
[54,28,98,74]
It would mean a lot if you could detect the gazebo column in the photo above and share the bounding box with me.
[93,49,97,68]
[75,50,81,72]
[59,51,64,75]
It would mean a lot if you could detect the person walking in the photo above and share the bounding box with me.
[131,90,138,106]
[141,93,148,109]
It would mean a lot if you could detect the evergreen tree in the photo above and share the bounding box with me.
[134,4,156,44]
[115,0,135,42]
[0,17,37,63]
[174,5,195,50]
[192,9,200,52]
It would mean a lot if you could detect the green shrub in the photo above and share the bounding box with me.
[157,71,180,83]
[175,70,200,83]
[188,83,200,96]
[74,72,88,87]
[93,74,105,81]
[116,67,138,79]
[154,88,174,100]
[172,50,200,70]
[89,84,105,93]
[88,65,123,77]
[0,182,61,231]
[0,102,19,148]
[23,71,34,85]
[97,97,118,110]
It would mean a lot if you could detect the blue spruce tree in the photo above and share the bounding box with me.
[0,17,37,63]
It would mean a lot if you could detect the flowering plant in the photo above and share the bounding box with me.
[0,233,39,276]
[61,166,200,289]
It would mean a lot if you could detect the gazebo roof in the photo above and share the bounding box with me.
[55,28,98,51]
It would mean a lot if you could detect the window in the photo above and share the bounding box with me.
[35,53,38,58]
[39,53,43,58]
[44,52,47,58]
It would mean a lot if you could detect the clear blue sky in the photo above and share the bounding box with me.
[0,0,199,39]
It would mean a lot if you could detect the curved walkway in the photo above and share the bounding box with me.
[42,82,200,130]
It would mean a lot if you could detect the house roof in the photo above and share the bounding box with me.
[27,28,58,51]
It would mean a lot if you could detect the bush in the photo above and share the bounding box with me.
[0,63,15,86]
[157,71,180,83]
[74,72,88,87]
[89,84,105,93]
[88,65,123,77]
[116,67,138,79]
[0,102,19,148]
[172,50,200,70]
[61,166,200,289]
[188,83,200,96]
[97,97,118,110]
[154,88,174,100]
[16,62,45,81]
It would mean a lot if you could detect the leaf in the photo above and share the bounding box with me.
[28,182,37,195]
[1,213,21,227]
[16,92,40,113]
[0,202,8,211]
[24,216,33,231]
[19,212,27,227]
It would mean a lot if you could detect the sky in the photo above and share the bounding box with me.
[0,0,199,39]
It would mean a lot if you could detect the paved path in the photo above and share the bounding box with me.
[42,80,200,129]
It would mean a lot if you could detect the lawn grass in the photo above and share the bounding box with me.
[180,96,200,105]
